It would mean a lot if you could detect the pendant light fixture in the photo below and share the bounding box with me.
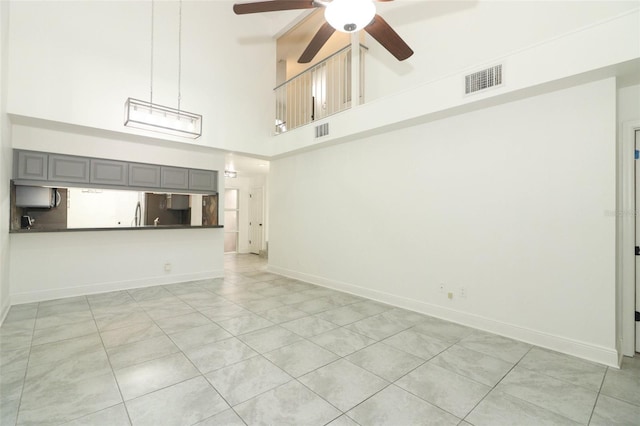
[125,0,202,139]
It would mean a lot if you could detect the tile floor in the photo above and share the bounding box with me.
[1,254,639,425]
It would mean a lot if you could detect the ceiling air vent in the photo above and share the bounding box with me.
[315,123,329,138]
[465,64,503,95]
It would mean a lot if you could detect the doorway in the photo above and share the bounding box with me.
[635,129,640,353]
[248,187,264,255]
[622,120,640,358]
[224,188,239,253]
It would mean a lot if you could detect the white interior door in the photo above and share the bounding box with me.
[636,129,640,353]
[248,187,264,255]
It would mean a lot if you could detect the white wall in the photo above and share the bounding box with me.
[269,4,639,157]
[0,0,12,321]
[2,0,635,341]
[6,0,277,155]
[364,1,638,101]
[10,228,223,303]
[7,1,636,161]
[618,84,640,123]
[268,78,618,366]
[9,122,226,304]
[6,1,637,161]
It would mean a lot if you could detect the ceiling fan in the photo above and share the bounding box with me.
[233,0,414,64]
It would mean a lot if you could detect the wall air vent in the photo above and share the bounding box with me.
[465,64,503,95]
[315,123,329,138]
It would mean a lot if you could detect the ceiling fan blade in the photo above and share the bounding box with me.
[365,14,413,61]
[233,1,316,15]
[298,22,336,63]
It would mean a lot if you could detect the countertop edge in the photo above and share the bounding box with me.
[10,225,224,234]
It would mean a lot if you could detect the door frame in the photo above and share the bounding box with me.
[248,187,264,255]
[223,187,240,253]
[620,119,640,359]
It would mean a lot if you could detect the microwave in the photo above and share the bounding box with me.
[15,186,61,208]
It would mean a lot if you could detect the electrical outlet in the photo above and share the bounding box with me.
[460,287,467,298]
[164,262,172,272]
[447,292,453,300]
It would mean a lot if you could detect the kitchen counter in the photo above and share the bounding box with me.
[10,225,223,233]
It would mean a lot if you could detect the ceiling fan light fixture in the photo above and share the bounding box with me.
[324,0,376,33]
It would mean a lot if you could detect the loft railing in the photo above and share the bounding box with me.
[274,45,365,134]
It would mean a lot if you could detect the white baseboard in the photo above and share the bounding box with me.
[10,270,225,305]
[267,264,619,368]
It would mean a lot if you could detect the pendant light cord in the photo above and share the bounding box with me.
[150,0,155,104]
[149,0,182,111]
[177,0,182,111]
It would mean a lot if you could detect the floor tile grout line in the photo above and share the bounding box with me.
[511,362,606,393]
[110,288,209,400]
[87,300,135,426]
[594,389,640,409]
[201,348,327,424]
[136,284,289,426]
[6,255,632,425]
[587,364,610,425]
[463,344,600,425]
[588,393,603,425]
[309,330,380,359]
[464,386,583,426]
[99,269,472,421]
[209,260,560,418]
[239,320,376,415]
[381,344,468,421]
[195,409,249,426]
[341,414,365,426]
[59,402,128,426]
[11,300,39,426]
[199,372,251,426]
[118,294,251,425]
[384,330,548,422]
[100,296,449,384]
[332,312,457,359]
[320,413,352,426]
[265,321,427,418]
[292,375,353,415]
[342,375,422,420]
[458,334,608,420]
[458,344,535,423]
[109,294,244,424]
[264,339,338,379]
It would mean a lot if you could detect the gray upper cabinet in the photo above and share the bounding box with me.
[90,159,128,186]
[161,167,189,190]
[189,169,217,192]
[15,151,48,180]
[13,149,217,194]
[48,154,90,183]
[129,163,161,188]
